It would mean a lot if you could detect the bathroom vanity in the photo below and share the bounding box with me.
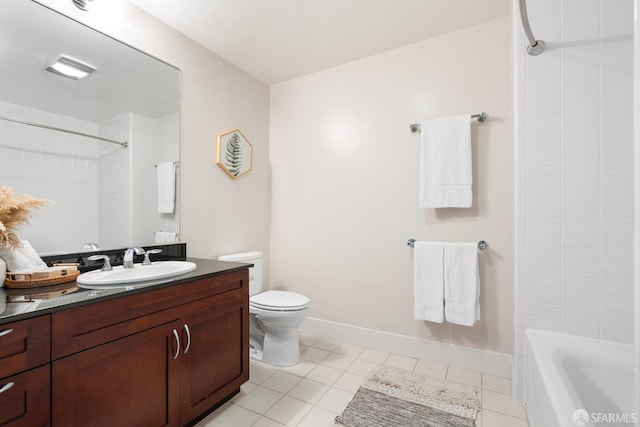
[0,259,249,427]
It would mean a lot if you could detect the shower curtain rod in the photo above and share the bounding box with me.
[408,112,488,134]
[0,115,128,148]
[519,0,545,56]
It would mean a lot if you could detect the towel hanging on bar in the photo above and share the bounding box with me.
[407,238,487,250]
[157,161,177,214]
[409,112,488,134]
[154,161,179,168]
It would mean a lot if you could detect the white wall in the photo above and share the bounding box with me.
[270,18,513,355]
[0,101,100,253]
[0,102,170,253]
[153,112,181,239]
[37,0,271,268]
[514,0,635,402]
[130,113,155,246]
[130,112,181,246]
[98,113,132,249]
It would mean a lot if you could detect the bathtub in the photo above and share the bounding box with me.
[525,329,636,427]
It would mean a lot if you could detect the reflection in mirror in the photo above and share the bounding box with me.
[0,0,181,254]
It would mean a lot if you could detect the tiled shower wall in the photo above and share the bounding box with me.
[0,104,178,253]
[98,114,132,249]
[0,101,100,253]
[513,0,634,401]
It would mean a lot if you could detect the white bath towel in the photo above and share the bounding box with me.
[419,115,472,208]
[413,241,444,323]
[444,242,480,326]
[17,241,47,269]
[157,161,176,214]
[155,231,178,243]
[0,240,46,272]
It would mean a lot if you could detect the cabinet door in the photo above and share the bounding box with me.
[0,365,50,427]
[179,288,249,424]
[53,319,182,427]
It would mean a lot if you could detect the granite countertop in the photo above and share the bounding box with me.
[0,258,252,325]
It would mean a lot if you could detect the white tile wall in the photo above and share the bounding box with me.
[0,101,100,253]
[513,0,634,402]
[98,114,132,249]
[0,102,150,253]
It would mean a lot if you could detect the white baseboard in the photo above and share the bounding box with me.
[300,317,512,379]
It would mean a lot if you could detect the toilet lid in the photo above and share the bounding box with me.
[250,290,310,311]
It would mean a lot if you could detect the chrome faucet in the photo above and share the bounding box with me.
[88,254,112,271]
[123,247,144,268]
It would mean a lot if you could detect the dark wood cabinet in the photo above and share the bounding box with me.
[0,316,50,380]
[179,287,249,422]
[50,269,249,427]
[0,365,50,427]
[0,316,51,427]
[53,319,182,427]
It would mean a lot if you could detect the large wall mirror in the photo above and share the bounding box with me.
[0,0,181,254]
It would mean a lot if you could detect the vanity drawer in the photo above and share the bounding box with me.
[0,364,50,427]
[0,316,50,380]
[52,270,248,359]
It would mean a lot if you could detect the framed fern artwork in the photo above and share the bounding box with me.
[215,129,253,179]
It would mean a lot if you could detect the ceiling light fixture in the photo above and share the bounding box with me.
[72,0,94,11]
[46,55,97,80]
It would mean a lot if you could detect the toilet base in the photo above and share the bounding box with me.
[249,328,301,367]
[249,306,308,367]
[249,312,306,367]
[260,332,301,367]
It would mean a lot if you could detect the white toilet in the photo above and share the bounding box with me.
[217,251,310,367]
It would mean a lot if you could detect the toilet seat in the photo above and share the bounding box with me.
[250,290,310,312]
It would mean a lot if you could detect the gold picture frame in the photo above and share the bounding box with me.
[215,129,253,179]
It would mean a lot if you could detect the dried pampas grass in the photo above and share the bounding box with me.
[0,186,47,249]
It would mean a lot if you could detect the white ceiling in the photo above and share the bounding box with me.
[127,0,512,85]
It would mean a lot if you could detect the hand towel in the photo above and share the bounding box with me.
[413,241,444,322]
[444,242,480,326]
[17,241,47,269]
[157,161,176,214]
[0,240,47,272]
[155,231,178,244]
[419,115,472,208]
[0,246,36,272]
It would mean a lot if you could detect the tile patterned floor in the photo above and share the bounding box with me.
[197,335,529,427]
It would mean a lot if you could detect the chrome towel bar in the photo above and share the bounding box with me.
[407,238,487,250]
[154,161,180,168]
[409,112,488,134]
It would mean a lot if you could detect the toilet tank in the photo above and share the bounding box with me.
[217,251,263,296]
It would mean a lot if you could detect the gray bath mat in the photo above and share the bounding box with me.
[335,366,479,427]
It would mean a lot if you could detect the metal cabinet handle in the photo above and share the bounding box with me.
[172,329,180,360]
[183,324,191,354]
[0,328,13,337]
[0,382,14,394]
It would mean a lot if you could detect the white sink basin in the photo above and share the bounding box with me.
[77,261,197,286]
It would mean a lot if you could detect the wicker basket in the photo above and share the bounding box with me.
[5,269,80,289]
